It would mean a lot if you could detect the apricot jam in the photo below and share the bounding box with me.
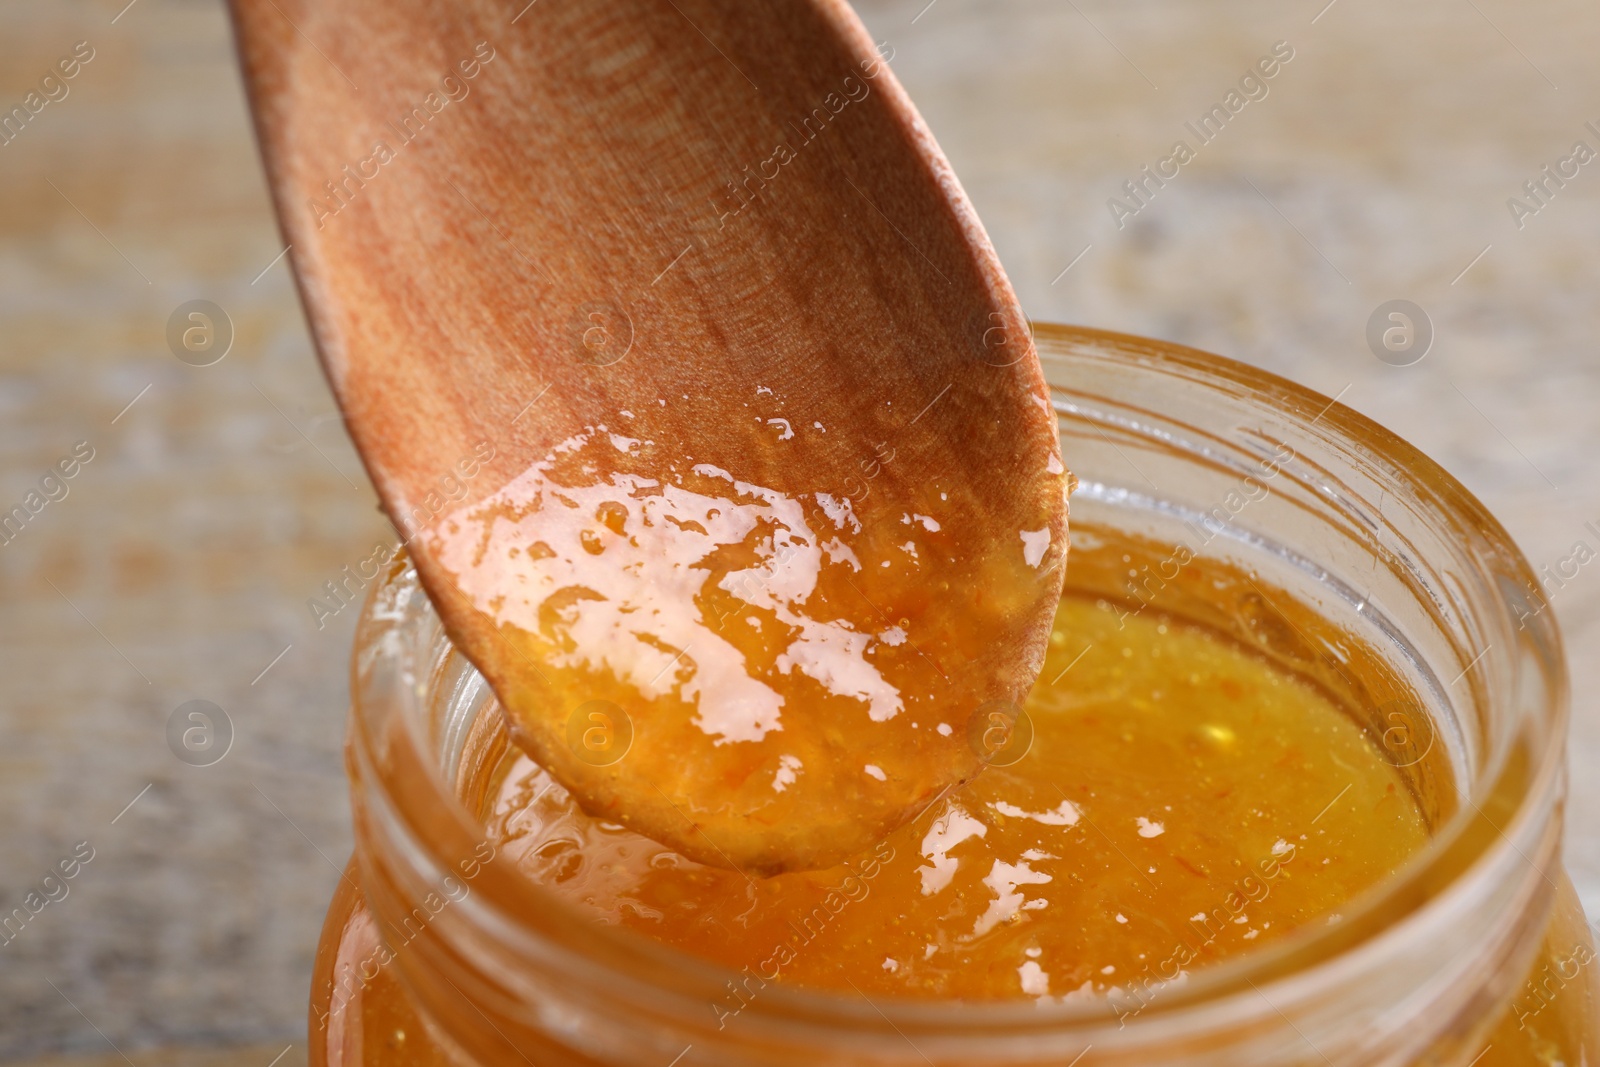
[422,420,1066,876]
[482,594,1426,1005]
[307,576,1595,1064]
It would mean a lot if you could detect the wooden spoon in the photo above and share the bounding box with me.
[231,0,1069,875]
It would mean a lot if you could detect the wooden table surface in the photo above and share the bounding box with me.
[2,0,1597,1061]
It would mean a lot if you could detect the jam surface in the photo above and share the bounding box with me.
[484,593,1429,1003]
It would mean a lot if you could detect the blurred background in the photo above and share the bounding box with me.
[2,0,1597,1061]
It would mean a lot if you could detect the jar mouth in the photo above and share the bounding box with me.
[349,323,1568,1056]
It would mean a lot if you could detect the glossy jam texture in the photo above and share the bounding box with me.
[484,594,1428,1002]
[423,426,1065,874]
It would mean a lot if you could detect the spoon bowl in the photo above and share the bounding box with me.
[232,0,1069,873]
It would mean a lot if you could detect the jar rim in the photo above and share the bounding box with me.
[347,322,1568,1053]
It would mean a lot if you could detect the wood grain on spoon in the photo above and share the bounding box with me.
[231,0,1069,874]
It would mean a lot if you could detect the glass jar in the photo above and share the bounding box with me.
[309,324,1598,1066]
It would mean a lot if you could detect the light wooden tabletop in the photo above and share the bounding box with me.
[2,0,1596,1061]
[10,1047,305,1067]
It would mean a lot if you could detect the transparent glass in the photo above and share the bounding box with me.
[310,324,1598,1066]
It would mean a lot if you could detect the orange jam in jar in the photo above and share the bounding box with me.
[480,592,1429,1005]
[310,327,1599,1066]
